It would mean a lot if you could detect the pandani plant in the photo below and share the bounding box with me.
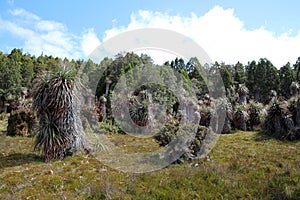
[237,83,249,104]
[248,100,264,130]
[216,98,233,134]
[32,67,89,162]
[129,91,151,126]
[233,104,249,131]
[263,98,296,140]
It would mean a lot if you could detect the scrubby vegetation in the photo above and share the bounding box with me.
[1,48,300,198]
[154,121,213,162]
[263,98,300,140]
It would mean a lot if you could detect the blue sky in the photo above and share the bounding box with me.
[0,0,299,67]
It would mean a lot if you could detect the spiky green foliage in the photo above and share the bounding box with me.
[233,104,249,131]
[290,81,299,96]
[248,100,264,130]
[129,94,150,126]
[216,98,233,134]
[226,85,239,106]
[263,99,297,140]
[288,95,300,127]
[237,83,249,96]
[199,104,212,127]
[32,67,86,162]
[237,83,249,104]
[126,83,179,127]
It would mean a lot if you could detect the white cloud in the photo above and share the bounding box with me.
[1,7,299,67]
[134,49,178,65]
[103,6,300,67]
[9,8,40,21]
[81,28,101,57]
[0,8,89,59]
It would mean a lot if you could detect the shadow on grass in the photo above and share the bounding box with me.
[0,153,43,169]
[252,131,273,141]
[253,130,300,142]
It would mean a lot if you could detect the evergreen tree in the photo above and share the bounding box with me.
[279,62,295,98]
[219,64,233,92]
[247,58,279,103]
[21,54,34,89]
[245,61,257,100]
[294,57,300,81]
[0,49,23,99]
[233,62,246,88]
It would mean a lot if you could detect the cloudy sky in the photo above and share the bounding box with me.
[0,0,299,67]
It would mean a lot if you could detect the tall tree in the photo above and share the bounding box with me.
[186,57,209,96]
[246,59,279,102]
[245,60,257,99]
[279,62,295,98]
[21,53,34,89]
[256,58,279,102]
[219,63,233,92]
[0,49,23,99]
[293,57,300,81]
[233,62,246,88]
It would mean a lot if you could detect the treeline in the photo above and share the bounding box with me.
[216,58,300,103]
[1,48,300,104]
[0,48,84,100]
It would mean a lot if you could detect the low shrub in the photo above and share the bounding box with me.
[99,121,124,134]
[7,109,36,137]
[154,121,213,163]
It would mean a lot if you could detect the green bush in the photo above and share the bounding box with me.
[99,121,124,134]
[154,121,179,146]
[154,121,212,163]
[7,109,36,137]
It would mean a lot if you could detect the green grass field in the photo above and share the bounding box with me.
[0,115,299,199]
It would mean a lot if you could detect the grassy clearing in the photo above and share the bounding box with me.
[0,115,299,199]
